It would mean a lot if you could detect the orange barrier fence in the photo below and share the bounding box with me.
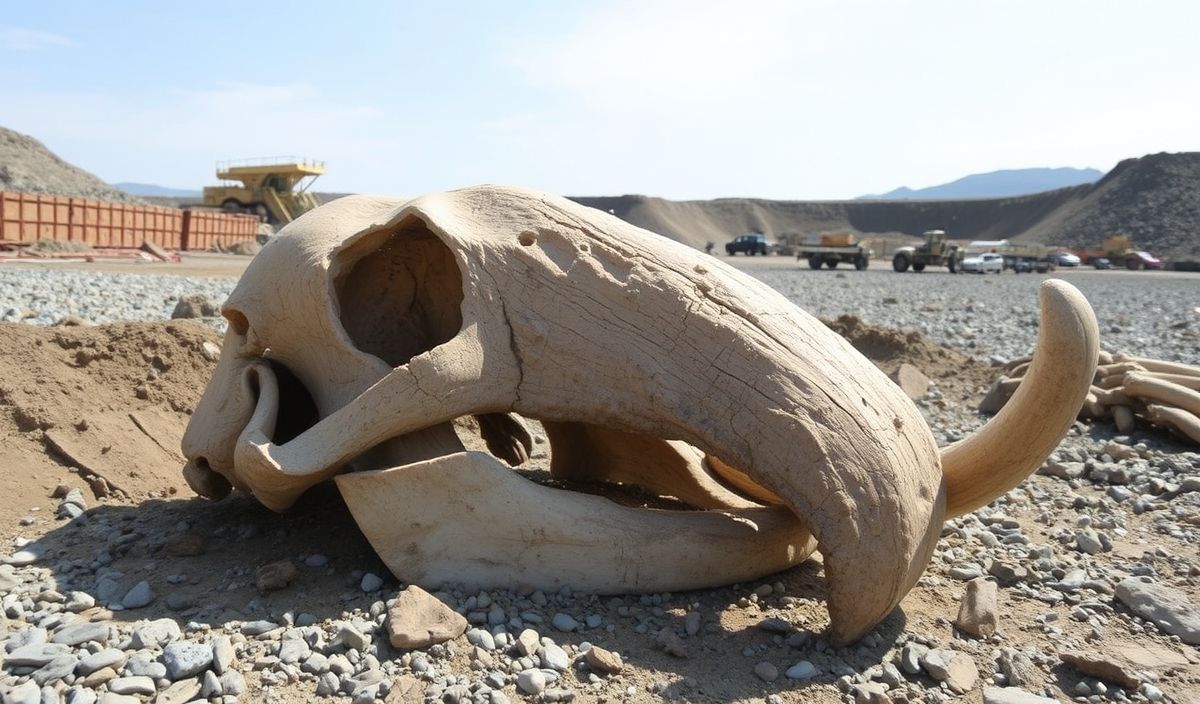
[0,191,258,251]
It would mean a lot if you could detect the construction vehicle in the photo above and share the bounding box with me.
[795,232,872,270]
[201,157,325,225]
[892,230,964,273]
[1076,234,1162,270]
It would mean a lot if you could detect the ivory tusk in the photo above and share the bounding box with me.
[940,280,1099,518]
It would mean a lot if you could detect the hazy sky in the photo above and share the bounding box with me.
[3,1,1198,199]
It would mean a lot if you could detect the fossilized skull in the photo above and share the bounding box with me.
[182,185,1098,644]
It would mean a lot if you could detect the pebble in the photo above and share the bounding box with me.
[51,622,111,646]
[785,660,816,680]
[120,581,154,609]
[551,612,579,632]
[107,676,155,696]
[211,635,234,674]
[77,649,128,675]
[360,572,384,592]
[387,585,468,648]
[517,669,547,695]
[584,645,623,675]
[955,577,998,638]
[922,649,978,694]
[983,687,1059,704]
[754,661,779,682]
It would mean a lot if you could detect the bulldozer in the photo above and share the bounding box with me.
[892,230,964,273]
[201,158,325,225]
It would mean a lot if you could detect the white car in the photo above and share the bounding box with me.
[962,252,1005,274]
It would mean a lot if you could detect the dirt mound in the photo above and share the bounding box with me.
[823,314,995,405]
[0,321,220,521]
[571,152,1200,260]
[0,126,140,202]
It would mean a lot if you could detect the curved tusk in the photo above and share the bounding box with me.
[336,451,817,593]
[940,280,1099,518]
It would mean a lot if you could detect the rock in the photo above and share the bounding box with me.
[50,622,111,646]
[656,628,688,658]
[32,655,77,685]
[360,572,384,592]
[121,580,154,609]
[466,627,496,651]
[124,656,167,679]
[278,638,310,664]
[338,623,371,652]
[155,679,202,704]
[220,670,246,696]
[240,619,279,636]
[315,672,340,696]
[539,643,570,672]
[988,560,1028,586]
[199,670,222,698]
[584,645,623,675]
[551,612,579,632]
[516,628,540,657]
[386,585,468,649]
[5,544,44,566]
[785,661,817,680]
[982,687,1059,704]
[303,553,328,567]
[171,294,220,319]
[684,610,701,636]
[921,649,978,694]
[516,669,547,695]
[757,617,793,634]
[1115,578,1200,644]
[889,363,929,400]
[211,635,235,674]
[77,648,127,676]
[899,642,928,675]
[82,667,118,688]
[64,591,96,612]
[955,577,998,638]
[0,681,40,704]
[1060,650,1140,688]
[852,682,892,704]
[996,648,1041,688]
[130,618,181,648]
[1076,530,1105,555]
[162,641,213,680]
[108,677,155,696]
[754,661,779,682]
[254,560,297,593]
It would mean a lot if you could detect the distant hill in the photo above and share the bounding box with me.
[0,127,140,202]
[115,182,201,198]
[860,167,1103,200]
[572,153,1200,260]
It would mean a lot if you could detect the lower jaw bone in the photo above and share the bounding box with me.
[335,451,816,594]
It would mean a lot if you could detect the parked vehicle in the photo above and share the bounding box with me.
[1092,257,1112,270]
[1049,251,1081,267]
[795,233,872,270]
[892,230,964,273]
[1128,251,1163,270]
[202,157,325,225]
[962,252,1005,274]
[725,233,768,256]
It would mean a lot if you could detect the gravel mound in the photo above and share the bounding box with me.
[0,126,140,203]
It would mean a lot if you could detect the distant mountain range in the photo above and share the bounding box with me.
[859,167,1103,200]
[115,182,201,198]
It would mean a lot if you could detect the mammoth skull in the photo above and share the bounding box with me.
[182,186,1098,644]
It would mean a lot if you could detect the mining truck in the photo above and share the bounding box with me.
[795,232,872,270]
[892,230,964,273]
[201,158,325,225]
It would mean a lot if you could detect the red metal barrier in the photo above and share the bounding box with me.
[0,191,258,251]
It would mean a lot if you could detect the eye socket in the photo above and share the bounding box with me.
[223,308,250,336]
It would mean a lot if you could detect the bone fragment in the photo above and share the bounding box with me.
[1144,404,1200,445]
[1123,373,1200,417]
[1112,405,1137,434]
[336,452,816,593]
[1113,355,1200,377]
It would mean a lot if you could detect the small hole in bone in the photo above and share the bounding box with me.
[517,231,536,247]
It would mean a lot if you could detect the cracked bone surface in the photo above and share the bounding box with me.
[181,185,1098,644]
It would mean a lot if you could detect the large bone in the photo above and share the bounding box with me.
[336,451,815,593]
[210,187,1095,645]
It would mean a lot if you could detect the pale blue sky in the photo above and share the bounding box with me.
[3,1,1198,199]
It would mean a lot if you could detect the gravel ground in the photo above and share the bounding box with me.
[1,256,1198,704]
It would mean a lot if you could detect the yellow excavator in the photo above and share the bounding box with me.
[201,158,325,225]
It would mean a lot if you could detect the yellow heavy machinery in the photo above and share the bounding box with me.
[201,158,325,225]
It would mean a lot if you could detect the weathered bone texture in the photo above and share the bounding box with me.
[337,451,815,592]
[182,185,1098,644]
